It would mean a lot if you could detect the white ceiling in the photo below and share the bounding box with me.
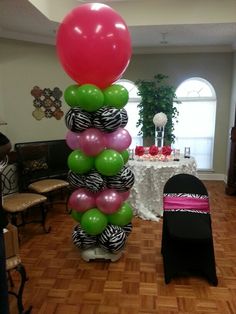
[0,0,236,53]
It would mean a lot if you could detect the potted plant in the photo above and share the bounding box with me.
[136,74,179,145]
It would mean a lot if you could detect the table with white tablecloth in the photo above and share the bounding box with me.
[128,157,198,221]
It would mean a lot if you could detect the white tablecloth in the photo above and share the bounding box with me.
[128,157,198,221]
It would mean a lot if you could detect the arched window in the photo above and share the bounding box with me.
[116,79,143,149]
[173,77,216,170]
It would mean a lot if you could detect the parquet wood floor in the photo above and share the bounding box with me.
[8,181,236,314]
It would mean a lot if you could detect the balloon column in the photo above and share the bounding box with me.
[56,3,135,259]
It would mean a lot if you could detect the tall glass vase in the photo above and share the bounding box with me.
[155,126,164,147]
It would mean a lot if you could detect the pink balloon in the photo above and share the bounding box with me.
[118,190,130,201]
[68,188,96,212]
[56,3,131,88]
[105,128,132,152]
[66,130,81,150]
[79,128,106,156]
[96,189,123,214]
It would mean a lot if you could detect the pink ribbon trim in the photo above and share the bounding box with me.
[164,196,209,212]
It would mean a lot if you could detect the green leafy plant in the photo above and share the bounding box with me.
[136,74,179,145]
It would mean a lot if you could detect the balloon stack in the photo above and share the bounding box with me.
[56,3,134,261]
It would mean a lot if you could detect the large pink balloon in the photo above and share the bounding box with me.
[68,188,96,212]
[56,3,132,88]
[66,130,81,150]
[105,128,132,152]
[79,128,106,156]
[96,189,123,214]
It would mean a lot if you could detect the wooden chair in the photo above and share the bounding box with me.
[4,223,32,313]
[1,156,50,233]
[161,173,218,285]
[15,141,70,210]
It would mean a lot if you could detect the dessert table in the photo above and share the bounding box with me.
[128,156,198,221]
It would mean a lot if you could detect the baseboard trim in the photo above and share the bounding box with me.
[198,172,227,182]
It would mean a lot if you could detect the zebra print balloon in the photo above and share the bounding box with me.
[120,108,128,128]
[106,166,135,191]
[67,170,85,189]
[120,166,135,190]
[84,170,106,193]
[122,222,132,235]
[98,224,127,253]
[93,107,122,132]
[65,108,92,132]
[72,224,97,250]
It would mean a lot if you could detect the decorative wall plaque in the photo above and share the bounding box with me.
[31,86,64,120]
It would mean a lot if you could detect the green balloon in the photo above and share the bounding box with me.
[108,202,133,226]
[71,209,83,222]
[81,208,108,235]
[68,149,94,174]
[120,149,129,164]
[77,84,104,112]
[95,149,124,176]
[103,84,129,109]
[64,84,80,108]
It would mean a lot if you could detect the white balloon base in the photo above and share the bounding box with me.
[80,246,123,262]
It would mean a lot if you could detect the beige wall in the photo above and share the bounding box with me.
[0,38,233,175]
[0,38,72,145]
